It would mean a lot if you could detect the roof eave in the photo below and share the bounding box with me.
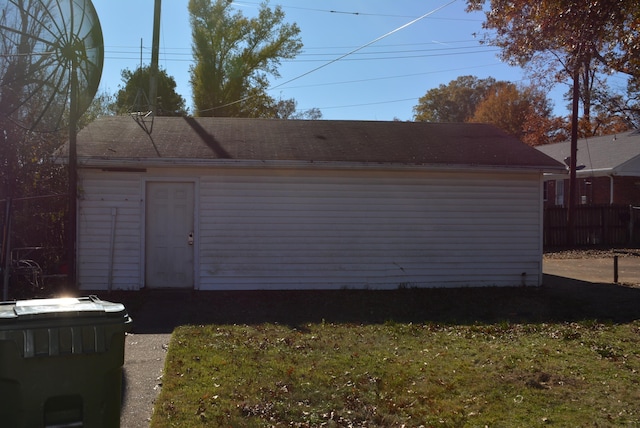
[77,156,562,174]
[543,167,618,180]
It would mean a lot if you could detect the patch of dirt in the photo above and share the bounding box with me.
[503,369,584,391]
[544,248,640,259]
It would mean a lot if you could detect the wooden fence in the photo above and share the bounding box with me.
[544,204,640,247]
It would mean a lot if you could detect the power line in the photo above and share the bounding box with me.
[103,40,487,59]
[284,49,501,62]
[298,45,493,57]
[104,47,499,64]
[272,0,459,90]
[106,39,482,52]
[98,1,521,119]
[198,0,459,114]
[294,67,530,113]
[231,0,481,21]
[230,1,419,19]
[301,39,483,50]
[310,97,419,111]
[272,63,504,90]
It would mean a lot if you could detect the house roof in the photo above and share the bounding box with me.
[74,116,563,172]
[536,129,640,177]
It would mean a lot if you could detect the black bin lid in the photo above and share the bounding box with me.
[0,295,128,321]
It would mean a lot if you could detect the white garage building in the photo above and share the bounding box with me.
[73,117,563,291]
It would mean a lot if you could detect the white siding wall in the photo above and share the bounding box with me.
[198,169,542,290]
[77,167,543,290]
[77,171,144,290]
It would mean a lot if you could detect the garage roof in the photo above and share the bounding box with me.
[74,116,564,171]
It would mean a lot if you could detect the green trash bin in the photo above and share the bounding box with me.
[0,295,132,427]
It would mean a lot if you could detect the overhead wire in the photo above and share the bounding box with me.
[101,55,506,110]
[313,97,419,110]
[102,39,494,62]
[298,69,507,114]
[104,47,498,63]
[270,0,458,91]
[98,0,502,117]
[284,48,501,62]
[231,0,482,21]
[297,63,522,112]
[197,0,459,115]
[279,63,503,90]
[231,1,434,19]
[299,45,491,56]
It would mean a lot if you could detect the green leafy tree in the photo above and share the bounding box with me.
[413,76,497,122]
[114,66,187,117]
[75,90,116,129]
[188,0,303,117]
[272,99,323,120]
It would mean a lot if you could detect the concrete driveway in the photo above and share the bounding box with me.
[120,332,170,427]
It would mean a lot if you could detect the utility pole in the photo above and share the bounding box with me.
[567,66,580,247]
[67,64,79,285]
[149,0,161,116]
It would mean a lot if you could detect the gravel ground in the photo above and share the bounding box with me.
[544,248,640,259]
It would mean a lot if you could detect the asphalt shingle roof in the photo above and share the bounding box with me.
[75,116,563,171]
[536,129,640,173]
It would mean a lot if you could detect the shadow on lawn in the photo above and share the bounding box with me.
[103,274,640,334]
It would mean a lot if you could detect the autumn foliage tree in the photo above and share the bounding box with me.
[413,76,565,145]
[413,76,497,123]
[469,82,566,145]
[466,0,640,244]
[466,0,640,136]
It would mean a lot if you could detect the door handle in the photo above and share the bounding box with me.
[188,232,194,245]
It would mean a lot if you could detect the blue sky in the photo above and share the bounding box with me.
[93,0,573,121]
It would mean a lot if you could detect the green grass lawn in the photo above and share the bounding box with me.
[151,320,640,427]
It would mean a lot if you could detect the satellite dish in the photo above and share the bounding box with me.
[563,156,586,171]
[0,0,104,132]
[0,0,104,291]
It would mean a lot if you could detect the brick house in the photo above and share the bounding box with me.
[537,130,640,207]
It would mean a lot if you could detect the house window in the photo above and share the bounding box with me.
[543,181,548,202]
[555,180,564,206]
